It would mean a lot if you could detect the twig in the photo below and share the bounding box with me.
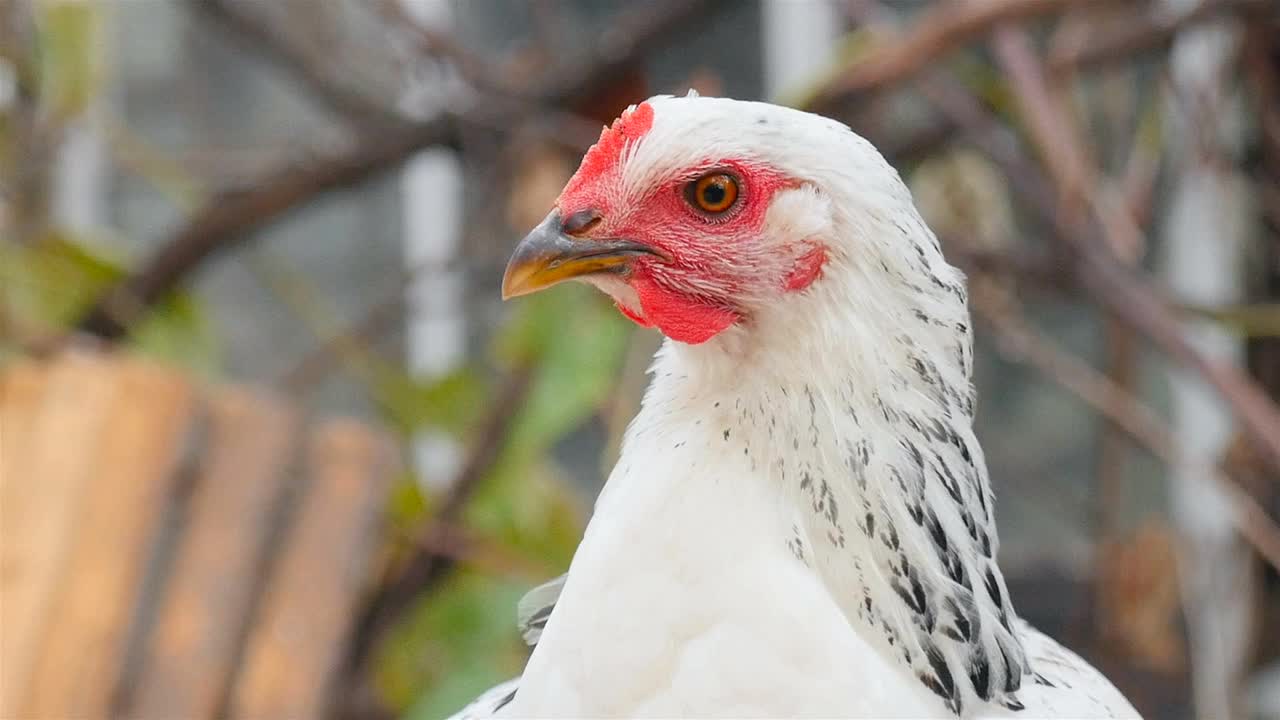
[192,0,409,131]
[1242,12,1280,196]
[972,285,1280,572]
[1094,317,1137,540]
[991,26,1093,216]
[996,23,1129,559]
[1048,0,1266,76]
[75,0,725,341]
[824,7,1280,484]
[812,0,1082,110]
[373,0,511,94]
[341,363,536,682]
[276,252,464,393]
[75,115,458,339]
[939,29,1280,479]
[1075,248,1280,486]
[1096,93,1160,553]
[405,521,550,580]
[531,0,727,104]
[939,236,1067,291]
[278,292,403,394]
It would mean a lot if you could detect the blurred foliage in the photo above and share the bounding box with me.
[3,0,212,372]
[3,14,632,707]
[494,285,634,453]
[0,233,217,373]
[378,365,490,437]
[37,0,101,120]
[14,2,1273,717]
[395,572,529,720]
[375,284,634,716]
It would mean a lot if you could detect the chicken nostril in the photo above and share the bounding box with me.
[561,208,602,237]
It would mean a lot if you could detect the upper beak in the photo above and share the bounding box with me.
[501,210,660,299]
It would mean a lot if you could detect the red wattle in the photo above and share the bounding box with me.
[629,274,738,345]
[784,245,827,292]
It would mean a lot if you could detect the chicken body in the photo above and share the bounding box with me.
[514,380,938,717]
[455,95,1140,719]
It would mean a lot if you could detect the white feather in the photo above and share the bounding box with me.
[452,96,1140,719]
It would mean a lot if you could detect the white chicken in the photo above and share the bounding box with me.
[453,94,1140,719]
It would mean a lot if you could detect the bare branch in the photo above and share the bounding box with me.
[74,0,726,341]
[374,0,511,94]
[192,0,409,130]
[808,1,1280,482]
[811,0,1081,111]
[990,26,1093,214]
[1048,0,1267,76]
[405,521,550,580]
[945,28,1280,480]
[531,0,730,105]
[75,115,458,338]
[342,363,536,685]
[972,285,1280,572]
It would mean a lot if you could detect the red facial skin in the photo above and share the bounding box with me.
[556,102,826,345]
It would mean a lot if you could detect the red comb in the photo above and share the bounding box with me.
[560,101,655,200]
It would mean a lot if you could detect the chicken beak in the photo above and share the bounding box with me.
[501,210,658,299]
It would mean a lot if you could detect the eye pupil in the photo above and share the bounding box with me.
[702,183,726,205]
[688,172,739,214]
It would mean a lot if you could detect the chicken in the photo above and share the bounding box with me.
[453,94,1140,719]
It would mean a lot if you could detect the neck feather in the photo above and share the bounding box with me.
[628,250,1031,715]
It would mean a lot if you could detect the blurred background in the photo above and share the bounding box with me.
[2,0,1280,718]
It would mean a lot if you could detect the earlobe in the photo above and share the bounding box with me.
[783,244,827,292]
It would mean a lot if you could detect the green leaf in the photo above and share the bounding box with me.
[402,660,511,720]
[0,230,119,328]
[129,290,216,376]
[379,571,528,717]
[386,474,431,531]
[465,455,584,570]
[376,364,490,435]
[37,0,101,118]
[452,283,629,566]
[0,231,217,374]
[496,285,632,455]
[377,285,631,717]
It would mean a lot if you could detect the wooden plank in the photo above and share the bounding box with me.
[0,358,50,717]
[19,356,197,719]
[1,352,118,718]
[0,359,47,475]
[127,385,298,720]
[229,419,396,720]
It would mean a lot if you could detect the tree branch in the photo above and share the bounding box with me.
[373,0,512,95]
[810,4,1280,482]
[979,27,1280,479]
[192,0,409,130]
[75,116,458,338]
[1048,0,1267,76]
[340,363,536,689]
[811,0,1082,111]
[74,0,726,340]
[972,285,1280,572]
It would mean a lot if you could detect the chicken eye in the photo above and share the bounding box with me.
[687,173,739,215]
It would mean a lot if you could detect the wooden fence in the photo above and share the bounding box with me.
[1,348,398,719]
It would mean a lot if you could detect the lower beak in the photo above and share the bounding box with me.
[501,211,659,299]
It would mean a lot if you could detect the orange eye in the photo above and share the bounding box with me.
[687,172,739,214]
